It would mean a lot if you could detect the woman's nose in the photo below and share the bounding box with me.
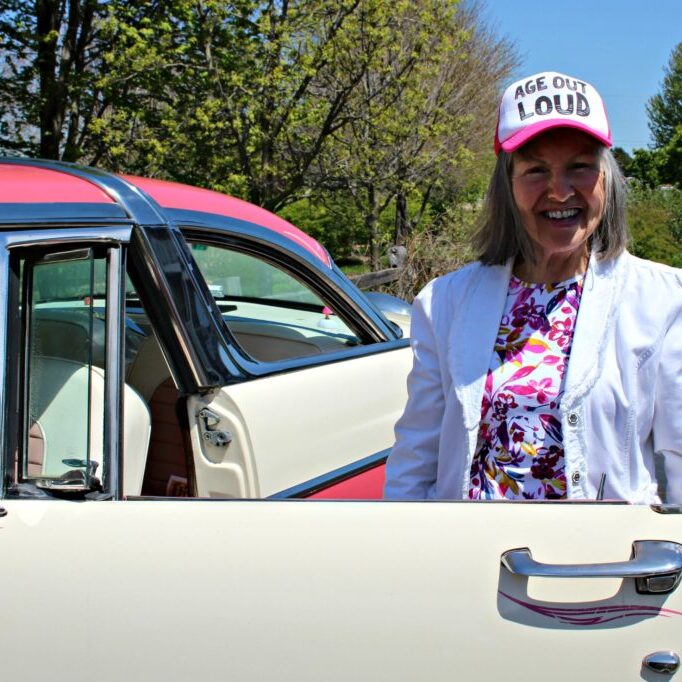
[546,170,575,201]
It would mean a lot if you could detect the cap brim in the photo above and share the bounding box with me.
[499,119,612,154]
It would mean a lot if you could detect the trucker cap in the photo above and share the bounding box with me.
[494,71,612,155]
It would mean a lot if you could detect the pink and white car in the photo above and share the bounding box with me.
[1,158,411,502]
[1,157,681,681]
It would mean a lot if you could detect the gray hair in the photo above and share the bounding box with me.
[474,144,628,265]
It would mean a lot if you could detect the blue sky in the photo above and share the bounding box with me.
[483,0,682,152]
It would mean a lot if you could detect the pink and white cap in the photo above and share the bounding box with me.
[494,71,612,155]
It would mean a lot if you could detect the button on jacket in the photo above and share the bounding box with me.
[384,251,682,503]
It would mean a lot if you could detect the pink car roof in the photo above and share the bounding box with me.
[125,176,330,266]
[0,163,330,266]
[0,164,115,203]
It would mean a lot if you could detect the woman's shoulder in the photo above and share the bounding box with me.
[413,260,510,331]
[622,251,682,291]
[413,261,482,317]
[614,252,682,329]
[418,261,484,300]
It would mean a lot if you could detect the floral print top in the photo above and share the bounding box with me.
[468,274,584,500]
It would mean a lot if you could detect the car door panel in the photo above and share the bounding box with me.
[190,347,412,498]
[1,500,681,681]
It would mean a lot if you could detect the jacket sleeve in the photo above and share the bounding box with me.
[383,280,445,499]
[653,307,682,504]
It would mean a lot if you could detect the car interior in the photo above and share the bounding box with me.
[22,241,366,499]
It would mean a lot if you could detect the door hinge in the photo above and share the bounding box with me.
[198,408,232,447]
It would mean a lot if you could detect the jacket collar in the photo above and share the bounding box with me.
[447,260,511,430]
[562,250,626,406]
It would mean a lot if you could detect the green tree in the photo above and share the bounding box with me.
[627,147,664,187]
[628,183,682,267]
[314,0,517,267]
[0,0,103,159]
[0,1,517,266]
[658,124,682,187]
[647,42,682,149]
[626,42,682,189]
[92,0,388,210]
[611,146,632,175]
[279,194,366,260]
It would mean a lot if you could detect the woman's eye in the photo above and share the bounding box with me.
[571,160,600,172]
[525,167,547,176]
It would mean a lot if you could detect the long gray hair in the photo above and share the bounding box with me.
[474,144,628,266]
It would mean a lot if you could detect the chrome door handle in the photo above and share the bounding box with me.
[501,541,682,594]
[643,651,680,675]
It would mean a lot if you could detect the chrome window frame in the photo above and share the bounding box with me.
[0,227,132,500]
[0,159,239,392]
[176,217,410,380]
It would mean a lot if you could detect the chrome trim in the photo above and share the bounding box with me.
[502,541,682,593]
[0,202,127,223]
[0,246,9,490]
[0,161,405,390]
[651,504,682,514]
[642,651,680,675]
[0,227,132,249]
[173,210,335,270]
[103,246,125,499]
[177,220,409,381]
[177,216,399,342]
[131,226,202,388]
[364,291,412,318]
[221,338,411,382]
[128,224,245,390]
[268,449,389,499]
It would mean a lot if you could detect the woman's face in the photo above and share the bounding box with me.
[511,129,606,264]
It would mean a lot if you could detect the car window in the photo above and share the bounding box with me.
[188,242,363,362]
[21,248,107,490]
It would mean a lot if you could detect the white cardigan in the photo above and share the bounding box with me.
[384,251,682,503]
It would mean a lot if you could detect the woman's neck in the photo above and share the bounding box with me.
[513,249,589,283]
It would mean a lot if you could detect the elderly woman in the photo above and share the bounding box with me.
[384,71,682,503]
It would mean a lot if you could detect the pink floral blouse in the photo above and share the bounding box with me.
[468,274,584,500]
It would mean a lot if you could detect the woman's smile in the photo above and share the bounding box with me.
[511,128,605,281]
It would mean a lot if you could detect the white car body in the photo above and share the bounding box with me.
[1,158,681,681]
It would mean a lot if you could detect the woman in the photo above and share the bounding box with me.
[384,71,682,503]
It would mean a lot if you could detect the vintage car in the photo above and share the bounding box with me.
[0,157,412,502]
[1,157,682,681]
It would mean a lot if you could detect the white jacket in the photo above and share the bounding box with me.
[384,251,682,503]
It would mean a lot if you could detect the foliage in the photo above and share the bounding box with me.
[658,125,682,187]
[0,0,104,159]
[625,42,682,189]
[314,0,517,267]
[279,194,367,260]
[625,147,664,186]
[647,43,682,149]
[611,146,632,174]
[614,43,682,193]
[391,198,480,301]
[92,0,387,209]
[0,0,517,267]
[624,127,682,188]
[627,183,682,267]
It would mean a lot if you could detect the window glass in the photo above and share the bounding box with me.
[189,242,362,361]
[22,249,106,488]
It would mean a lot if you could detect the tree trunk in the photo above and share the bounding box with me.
[36,0,62,158]
[366,184,380,270]
[394,190,411,245]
